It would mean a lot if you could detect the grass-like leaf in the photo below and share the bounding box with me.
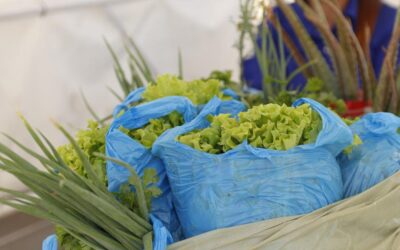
[0,118,154,250]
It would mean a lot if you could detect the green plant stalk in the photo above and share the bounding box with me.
[178,48,184,79]
[105,39,131,96]
[240,0,313,101]
[2,130,151,235]
[80,90,104,126]
[128,37,154,83]
[269,13,312,78]
[143,232,153,250]
[375,8,400,111]
[335,9,359,97]
[276,0,336,93]
[94,154,149,220]
[0,118,154,250]
[386,60,399,113]
[322,0,373,102]
[303,12,353,99]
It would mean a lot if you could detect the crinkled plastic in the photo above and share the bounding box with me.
[106,96,198,240]
[42,234,57,250]
[151,215,174,250]
[112,87,243,118]
[152,98,353,238]
[168,171,400,250]
[338,112,400,198]
[113,87,145,117]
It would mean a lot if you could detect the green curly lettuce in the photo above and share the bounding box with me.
[178,103,322,154]
[56,120,109,250]
[342,116,360,126]
[56,121,161,250]
[57,120,109,184]
[343,134,363,155]
[121,111,184,148]
[142,74,230,105]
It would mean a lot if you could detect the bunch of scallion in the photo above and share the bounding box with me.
[0,117,156,250]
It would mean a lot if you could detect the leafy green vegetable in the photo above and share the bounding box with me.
[205,70,237,89]
[54,120,161,249]
[56,226,92,250]
[57,120,109,184]
[179,103,322,154]
[274,77,347,116]
[342,117,360,126]
[343,134,363,155]
[121,111,184,148]
[114,168,161,214]
[205,70,264,108]
[56,120,110,250]
[142,74,230,105]
[0,118,156,250]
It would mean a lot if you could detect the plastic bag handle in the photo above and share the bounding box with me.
[361,112,400,135]
[113,87,146,117]
[110,96,198,131]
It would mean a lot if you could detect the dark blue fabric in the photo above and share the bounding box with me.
[243,0,398,90]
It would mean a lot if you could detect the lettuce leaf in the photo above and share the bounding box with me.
[142,74,230,105]
[178,103,322,154]
[57,120,109,184]
[122,111,184,148]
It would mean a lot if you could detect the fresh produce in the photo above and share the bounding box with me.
[56,121,162,249]
[116,73,235,149]
[274,78,347,116]
[178,103,322,154]
[120,111,184,148]
[273,0,400,113]
[57,120,109,184]
[143,74,230,105]
[56,121,108,250]
[154,98,351,237]
[338,113,400,198]
[0,117,160,250]
[343,134,363,155]
[205,70,264,108]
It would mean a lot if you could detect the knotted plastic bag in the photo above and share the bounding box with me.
[153,98,352,238]
[338,112,400,198]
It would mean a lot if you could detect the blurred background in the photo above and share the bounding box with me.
[0,0,399,249]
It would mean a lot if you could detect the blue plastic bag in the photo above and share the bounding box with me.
[113,87,146,117]
[42,217,173,250]
[106,96,198,240]
[338,112,400,198]
[113,87,244,118]
[42,234,57,250]
[152,98,352,238]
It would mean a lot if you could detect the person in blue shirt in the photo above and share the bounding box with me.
[243,0,399,90]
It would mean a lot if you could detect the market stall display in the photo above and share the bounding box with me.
[0,1,400,249]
